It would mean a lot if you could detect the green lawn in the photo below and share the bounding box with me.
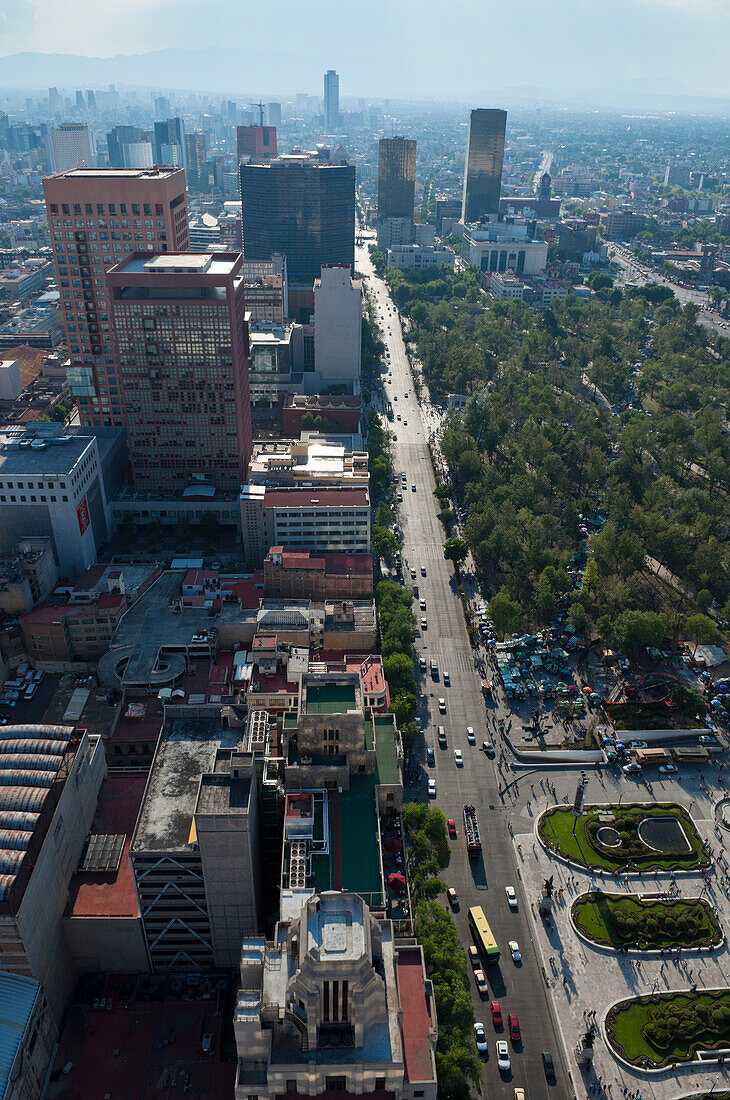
[539,803,709,872]
[607,990,730,1069]
[572,891,722,951]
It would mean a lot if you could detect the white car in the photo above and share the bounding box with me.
[454,749,463,767]
[496,1040,511,1071]
[509,940,521,963]
[474,1022,488,1053]
[428,779,436,797]
[466,726,476,744]
[505,886,518,910]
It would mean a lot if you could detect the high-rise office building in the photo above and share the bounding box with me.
[324,69,339,129]
[378,137,416,219]
[267,102,282,128]
[86,90,96,113]
[461,108,507,224]
[108,252,252,494]
[122,142,154,169]
[154,96,171,119]
[241,156,355,287]
[42,167,189,427]
[236,125,277,165]
[75,91,85,111]
[48,124,94,173]
[154,117,185,168]
[107,125,143,168]
[184,132,207,187]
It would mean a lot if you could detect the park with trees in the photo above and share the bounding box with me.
[383,264,729,644]
[572,890,722,952]
[606,989,730,1068]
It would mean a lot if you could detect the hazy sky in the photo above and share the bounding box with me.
[1,0,729,101]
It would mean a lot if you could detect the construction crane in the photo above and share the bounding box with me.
[249,101,265,127]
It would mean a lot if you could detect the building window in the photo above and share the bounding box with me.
[285,1083,298,1094]
[325,1078,346,1092]
[375,1078,386,1091]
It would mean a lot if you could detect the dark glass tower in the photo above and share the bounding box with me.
[378,137,416,219]
[241,159,355,285]
[462,108,507,223]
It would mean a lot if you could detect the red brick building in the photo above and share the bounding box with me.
[282,393,362,435]
[263,546,372,600]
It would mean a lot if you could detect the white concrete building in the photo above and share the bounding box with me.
[0,424,126,580]
[462,222,548,276]
[122,141,154,169]
[240,485,370,567]
[0,360,22,402]
[48,124,95,173]
[490,270,525,299]
[314,265,362,393]
[386,243,455,271]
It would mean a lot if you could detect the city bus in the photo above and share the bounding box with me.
[468,906,500,964]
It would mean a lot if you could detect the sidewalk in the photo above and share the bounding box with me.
[515,803,730,1099]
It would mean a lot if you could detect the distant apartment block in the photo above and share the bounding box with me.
[240,486,370,566]
[48,124,95,173]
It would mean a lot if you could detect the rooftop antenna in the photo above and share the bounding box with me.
[250,101,265,127]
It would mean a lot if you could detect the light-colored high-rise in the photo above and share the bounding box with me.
[324,69,340,129]
[48,123,95,173]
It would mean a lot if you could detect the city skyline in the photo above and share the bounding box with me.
[0,0,729,106]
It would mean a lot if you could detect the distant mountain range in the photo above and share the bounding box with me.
[0,50,729,116]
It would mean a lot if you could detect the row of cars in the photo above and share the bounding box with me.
[0,665,44,714]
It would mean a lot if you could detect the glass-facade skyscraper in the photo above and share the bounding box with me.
[240,159,355,286]
[378,137,416,219]
[324,70,339,130]
[462,108,507,224]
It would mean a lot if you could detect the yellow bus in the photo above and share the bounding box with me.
[468,906,500,964]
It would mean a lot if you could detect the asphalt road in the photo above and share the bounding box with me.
[608,244,727,335]
[358,237,570,1099]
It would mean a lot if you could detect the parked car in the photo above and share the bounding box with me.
[428,779,436,797]
[496,1041,511,1071]
[490,1001,502,1027]
[474,1022,488,1053]
[427,748,435,766]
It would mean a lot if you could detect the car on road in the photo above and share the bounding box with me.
[397,492,403,501]
[419,599,427,610]
[404,420,408,426]
[438,726,447,747]
[505,886,518,909]
[419,656,427,670]
[659,763,678,775]
[443,672,450,686]
[468,945,480,968]
[699,734,719,745]
[508,1013,521,1043]
[474,969,488,997]
[514,1090,525,1100]
[496,1040,511,1071]
[631,740,648,749]
[447,818,456,837]
[396,414,401,420]
[509,940,521,963]
[438,698,446,713]
[427,779,436,797]
[404,392,409,398]
[466,726,476,744]
[421,566,426,576]
[447,887,459,909]
[622,762,642,775]
[427,748,435,766]
[474,1022,488,1053]
[542,1051,555,1080]
[454,749,463,766]
[482,740,495,755]
[420,617,428,630]
[490,1001,502,1027]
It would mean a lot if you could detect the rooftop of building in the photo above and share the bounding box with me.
[284,393,361,411]
[258,487,369,509]
[67,773,146,919]
[266,548,372,578]
[110,696,164,745]
[46,167,185,181]
[0,423,123,478]
[397,948,436,1085]
[0,971,40,1098]
[109,251,241,282]
[45,983,236,1100]
[131,716,241,854]
[304,682,357,714]
[0,723,76,904]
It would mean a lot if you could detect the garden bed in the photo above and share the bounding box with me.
[538,803,710,872]
[606,989,730,1069]
[572,891,722,951]
[605,700,705,731]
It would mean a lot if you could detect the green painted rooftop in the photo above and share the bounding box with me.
[305,684,357,714]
